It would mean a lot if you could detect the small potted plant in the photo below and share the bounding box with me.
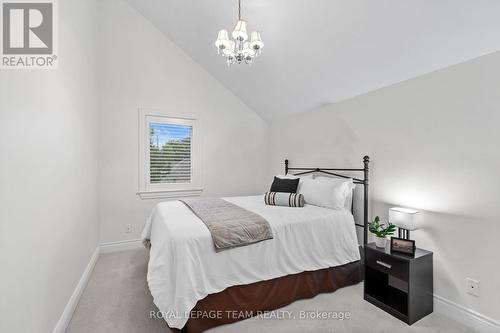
[368,216,396,248]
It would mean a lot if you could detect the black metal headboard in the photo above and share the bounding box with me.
[284,156,370,245]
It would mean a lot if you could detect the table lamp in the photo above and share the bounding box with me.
[389,207,419,240]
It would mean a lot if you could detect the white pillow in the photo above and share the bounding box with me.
[344,184,355,211]
[315,177,355,210]
[299,177,354,210]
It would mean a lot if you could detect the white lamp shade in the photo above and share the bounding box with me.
[215,29,230,48]
[249,31,264,49]
[242,42,255,57]
[222,40,235,56]
[389,207,419,231]
[232,20,248,41]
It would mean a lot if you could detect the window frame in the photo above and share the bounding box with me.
[138,109,202,199]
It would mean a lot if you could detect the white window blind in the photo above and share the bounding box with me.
[149,122,192,184]
[139,111,201,198]
[138,111,202,199]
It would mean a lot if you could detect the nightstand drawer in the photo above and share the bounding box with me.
[366,249,408,281]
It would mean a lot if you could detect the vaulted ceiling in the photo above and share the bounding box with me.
[126,0,500,120]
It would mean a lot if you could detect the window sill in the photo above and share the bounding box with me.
[137,188,203,200]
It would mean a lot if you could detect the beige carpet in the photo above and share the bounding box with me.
[66,249,474,333]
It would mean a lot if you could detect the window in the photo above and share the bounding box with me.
[149,122,192,184]
[138,110,202,199]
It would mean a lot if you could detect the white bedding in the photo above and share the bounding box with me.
[141,195,361,329]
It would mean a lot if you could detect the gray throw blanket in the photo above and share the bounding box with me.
[180,198,273,252]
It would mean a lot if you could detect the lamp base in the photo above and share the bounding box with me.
[398,228,410,240]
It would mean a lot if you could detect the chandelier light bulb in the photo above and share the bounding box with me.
[250,31,264,51]
[232,20,248,41]
[215,30,229,47]
[222,40,236,57]
[242,42,255,57]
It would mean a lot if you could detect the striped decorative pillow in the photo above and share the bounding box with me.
[264,192,305,207]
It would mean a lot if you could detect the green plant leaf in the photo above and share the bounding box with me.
[369,217,396,237]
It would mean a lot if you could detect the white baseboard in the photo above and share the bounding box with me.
[52,247,100,333]
[100,239,143,253]
[434,294,500,333]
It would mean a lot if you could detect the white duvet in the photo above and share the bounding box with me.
[141,195,361,329]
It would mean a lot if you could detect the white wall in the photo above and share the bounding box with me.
[0,1,100,332]
[270,52,500,323]
[97,0,269,243]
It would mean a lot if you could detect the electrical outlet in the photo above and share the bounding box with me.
[125,224,132,233]
[466,278,480,297]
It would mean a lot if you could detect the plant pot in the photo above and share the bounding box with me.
[375,236,387,248]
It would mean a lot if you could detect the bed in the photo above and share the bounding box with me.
[141,157,370,332]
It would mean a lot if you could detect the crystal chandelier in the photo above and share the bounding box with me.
[214,0,264,66]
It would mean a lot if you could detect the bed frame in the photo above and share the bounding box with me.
[177,156,370,332]
[285,155,370,245]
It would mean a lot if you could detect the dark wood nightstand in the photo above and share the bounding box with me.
[364,242,433,325]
